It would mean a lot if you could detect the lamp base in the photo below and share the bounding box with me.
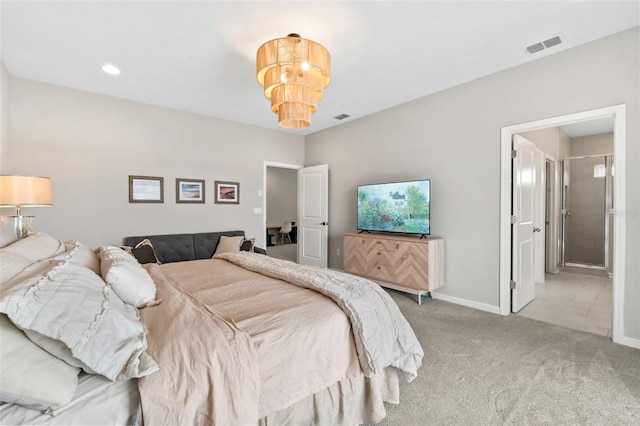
[0,215,36,239]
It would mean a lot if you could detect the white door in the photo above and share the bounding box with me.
[297,164,329,267]
[512,135,538,312]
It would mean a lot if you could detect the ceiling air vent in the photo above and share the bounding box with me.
[334,113,350,120]
[526,42,545,54]
[543,35,562,48]
[524,33,564,55]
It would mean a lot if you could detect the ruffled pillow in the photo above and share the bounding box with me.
[97,246,157,308]
[0,314,80,411]
[57,240,101,274]
[0,258,158,382]
[0,232,65,284]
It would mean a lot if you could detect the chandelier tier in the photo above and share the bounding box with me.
[256,34,331,129]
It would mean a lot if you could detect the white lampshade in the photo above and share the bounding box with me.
[0,175,52,239]
[0,176,52,210]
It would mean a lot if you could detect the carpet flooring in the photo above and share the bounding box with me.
[377,290,640,425]
[266,243,297,262]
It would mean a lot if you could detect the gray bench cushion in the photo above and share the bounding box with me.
[123,231,245,264]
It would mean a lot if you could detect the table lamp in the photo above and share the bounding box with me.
[0,175,52,238]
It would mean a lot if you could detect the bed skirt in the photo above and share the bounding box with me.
[260,367,400,426]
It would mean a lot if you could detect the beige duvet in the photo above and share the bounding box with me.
[139,254,422,425]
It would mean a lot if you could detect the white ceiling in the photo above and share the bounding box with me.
[561,117,615,138]
[1,1,638,136]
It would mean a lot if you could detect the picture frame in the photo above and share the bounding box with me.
[214,181,240,204]
[129,175,164,203]
[176,178,205,203]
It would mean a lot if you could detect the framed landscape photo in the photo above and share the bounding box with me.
[176,178,205,203]
[129,175,164,203]
[214,181,239,204]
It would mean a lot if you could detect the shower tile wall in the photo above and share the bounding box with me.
[564,133,613,266]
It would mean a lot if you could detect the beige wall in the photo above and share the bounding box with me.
[0,60,9,172]
[570,132,614,157]
[519,126,571,160]
[5,78,304,248]
[305,28,639,339]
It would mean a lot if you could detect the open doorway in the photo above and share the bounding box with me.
[265,163,300,262]
[515,129,614,336]
[262,161,330,267]
[499,104,627,344]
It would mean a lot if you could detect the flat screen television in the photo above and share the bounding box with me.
[357,179,430,236]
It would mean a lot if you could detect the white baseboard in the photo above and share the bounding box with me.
[615,334,640,350]
[430,291,501,315]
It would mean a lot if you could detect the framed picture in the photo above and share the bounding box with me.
[214,181,240,204]
[176,178,205,203]
[129,175,164,203]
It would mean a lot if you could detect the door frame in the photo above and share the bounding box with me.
[499,104,626,344]
[544,155,560,274]
[263,161,302,250]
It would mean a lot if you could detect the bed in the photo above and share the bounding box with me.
[0,229,423,425]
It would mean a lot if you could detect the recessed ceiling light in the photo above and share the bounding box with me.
[101,64,121,75]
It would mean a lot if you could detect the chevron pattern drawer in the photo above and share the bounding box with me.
[343,232,444,304]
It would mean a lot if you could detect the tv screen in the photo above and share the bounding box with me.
[357,179,430,235]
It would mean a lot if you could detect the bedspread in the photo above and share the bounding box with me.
[138,253,422,425]
[139,258,362,424]
[138,264,260,425]
[215,252,424,382]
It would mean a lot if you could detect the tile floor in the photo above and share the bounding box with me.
[517,266,613,337]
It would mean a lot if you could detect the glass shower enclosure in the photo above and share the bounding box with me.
[561,154,613,271]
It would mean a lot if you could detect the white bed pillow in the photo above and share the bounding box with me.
[61,240,101,274]
[0,261,159,382]
[0,314,80,411]
[213,235,244,256]
[0,222,18,248]
[97,246,157,308]
[0,232,65,284]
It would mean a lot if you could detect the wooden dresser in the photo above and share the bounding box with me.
[343,232,444,304]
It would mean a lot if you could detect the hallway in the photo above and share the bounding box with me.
[266,243,297,263]
[517,267,612,337]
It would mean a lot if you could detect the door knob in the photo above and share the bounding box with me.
[533,227,541,232]
[319,221,328,226]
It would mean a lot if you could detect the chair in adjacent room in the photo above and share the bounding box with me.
[278,221,293,245]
